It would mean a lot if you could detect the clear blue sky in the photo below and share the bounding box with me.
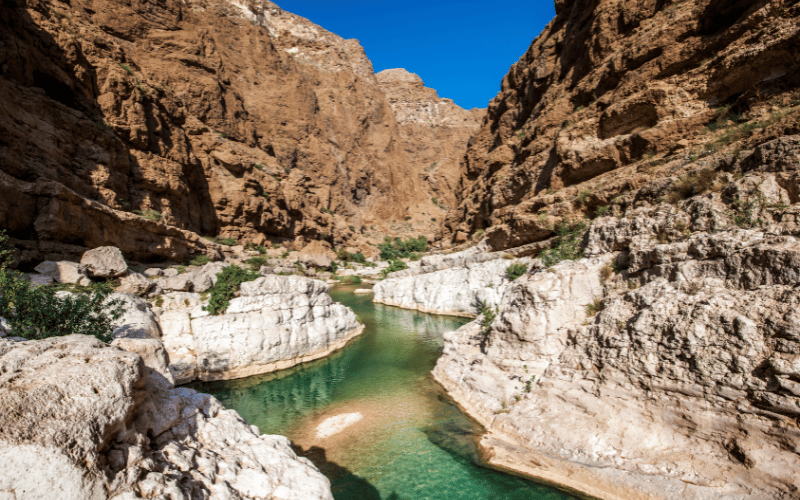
[274,1,556,110]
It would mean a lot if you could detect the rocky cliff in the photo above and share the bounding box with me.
[377,69,483,217]
[433,136,800,499]
[0,0,476,266]
[444,0,800,249]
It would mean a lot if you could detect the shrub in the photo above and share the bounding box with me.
[203,265,260,316]
[379,260,408,279]
[119,63,132,74]
[189,255,211,266]
[340,275,363,285]
[539,220,588,267]
[586,298,604,316]
[505,263,528,281]
[575,190,591,205]
[177,265,187,274]
[0,232,124,343]
[600,264,614,281]
[133,209,163,222]
[205,236,237,246]
[246,256,267,270]
[336,248,366,264]
[246,243,267,254]
[378,236,427,261]
[596,206,609,218]
[669,168,718,203]
[480,304,497,336]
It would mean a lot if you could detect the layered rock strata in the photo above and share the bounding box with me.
[0,335,333,500]
[376,69,483,215]
[0,0,478,265]
[157,275,363,383]
[434,187,800,498]
[373,248,533,317]
[446,0,800,250]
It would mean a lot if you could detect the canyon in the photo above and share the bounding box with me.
[2,0,800,499]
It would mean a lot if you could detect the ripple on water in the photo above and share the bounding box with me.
[191,285,580,500]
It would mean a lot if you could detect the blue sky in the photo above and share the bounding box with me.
[274,1,556,110]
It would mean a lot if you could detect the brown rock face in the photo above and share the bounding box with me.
[446,0,800,250]
[377,69,483,223]
[0,0,473,265]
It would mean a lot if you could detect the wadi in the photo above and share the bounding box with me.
[0,0,799,499]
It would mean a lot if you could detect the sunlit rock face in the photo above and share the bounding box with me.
[0,335,334,500]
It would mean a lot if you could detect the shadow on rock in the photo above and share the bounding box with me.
[292,444,382,500]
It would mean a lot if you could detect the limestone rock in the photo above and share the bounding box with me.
[434,229,800,499]
[374,255,534,316]
[0,336,333,500]
[80,246,128,278]
[116,272,153,296]
[158,275,364,383]
[110,292,161,340]
[33,261,90,285]
[298,241,335,269]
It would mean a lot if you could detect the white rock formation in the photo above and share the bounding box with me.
[33,260,90,285]
[433,226,800,499]
[373,253,533,316]
[80,246,128,278]
[0,335,333,500]
[158,275,363,383]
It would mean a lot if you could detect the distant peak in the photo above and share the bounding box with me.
[376,68,424,85]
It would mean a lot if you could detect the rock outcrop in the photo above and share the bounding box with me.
[0,335,333,500]
[157,275,363,383]
[373,248,533,317]
[445,0,800,249]
[0,0,479,265]
[434,192,800,499]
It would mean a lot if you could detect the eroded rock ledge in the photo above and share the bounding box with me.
[373,248,534,317]
[433,216,800,499]
[0,335,333,500]
[156,275,364,384]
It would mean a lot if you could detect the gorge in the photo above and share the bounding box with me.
[2,0,800,499]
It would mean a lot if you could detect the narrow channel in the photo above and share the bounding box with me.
[192,285,578,500]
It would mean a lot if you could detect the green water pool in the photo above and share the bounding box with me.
[190,286,579,500]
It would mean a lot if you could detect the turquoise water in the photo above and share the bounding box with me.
[191,286,578,500]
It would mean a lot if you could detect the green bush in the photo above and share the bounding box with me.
[378,236,427,261]
[340,275,363,285]
[246,256,267,270]
[189,255,211,266]
[480,304,497,337]
[505,263,528,281]
[336,248,366,264]
[379,260,408,279]
[133,209,163,222]
[0,232,124,342]
[540,220,588,267]
[203,265,260,316]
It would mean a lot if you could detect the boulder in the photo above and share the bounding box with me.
[297,240,335,269]
[33,261,90,285]
[143,268,164,278]
[25,273,54,287]
[116,272,154,296]
[80,246,127,278]
[110,292,161,340]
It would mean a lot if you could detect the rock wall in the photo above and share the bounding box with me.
[434,179,800,499]
[0,0,477,266]
[445,0,800,249]
[373,249,533,317]
[157,275,363,383]
[376,69,483,215]
[0,335,333,500]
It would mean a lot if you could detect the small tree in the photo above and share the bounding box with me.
[0,231,125,343]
